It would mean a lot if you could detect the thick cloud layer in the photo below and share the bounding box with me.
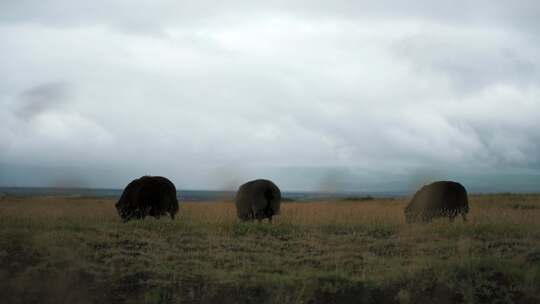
[1,1,539,192]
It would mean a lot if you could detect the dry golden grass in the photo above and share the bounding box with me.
[1,194,540,304]
[3,194,538,226]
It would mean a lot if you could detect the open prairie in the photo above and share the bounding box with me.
[1,194,540,303]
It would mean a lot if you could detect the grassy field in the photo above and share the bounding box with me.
[1,194,540,304]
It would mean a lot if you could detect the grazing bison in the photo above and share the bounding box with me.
[235,179,281,222]
[115,176,179,222]
[405,181,469,223]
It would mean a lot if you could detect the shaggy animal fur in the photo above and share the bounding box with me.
[115,176,179,222]
[235,179,281,222]
[405,181,469,223]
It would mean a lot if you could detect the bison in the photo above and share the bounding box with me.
[115,176,179,222]
[235,179,281,222]
[405,181,469,223]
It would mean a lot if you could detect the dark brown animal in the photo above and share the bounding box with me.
[405,181,469,223]
[235,179,281,222]
[115,176,179,222]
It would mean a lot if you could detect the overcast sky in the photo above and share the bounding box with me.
[1,1,540,192]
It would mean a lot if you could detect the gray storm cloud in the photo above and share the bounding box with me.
[16,82,70,120]
[0,1,539,192]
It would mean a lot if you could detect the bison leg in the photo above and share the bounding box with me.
[461,212,468,222]
[268,215,273,223]
[170,212,175,220]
